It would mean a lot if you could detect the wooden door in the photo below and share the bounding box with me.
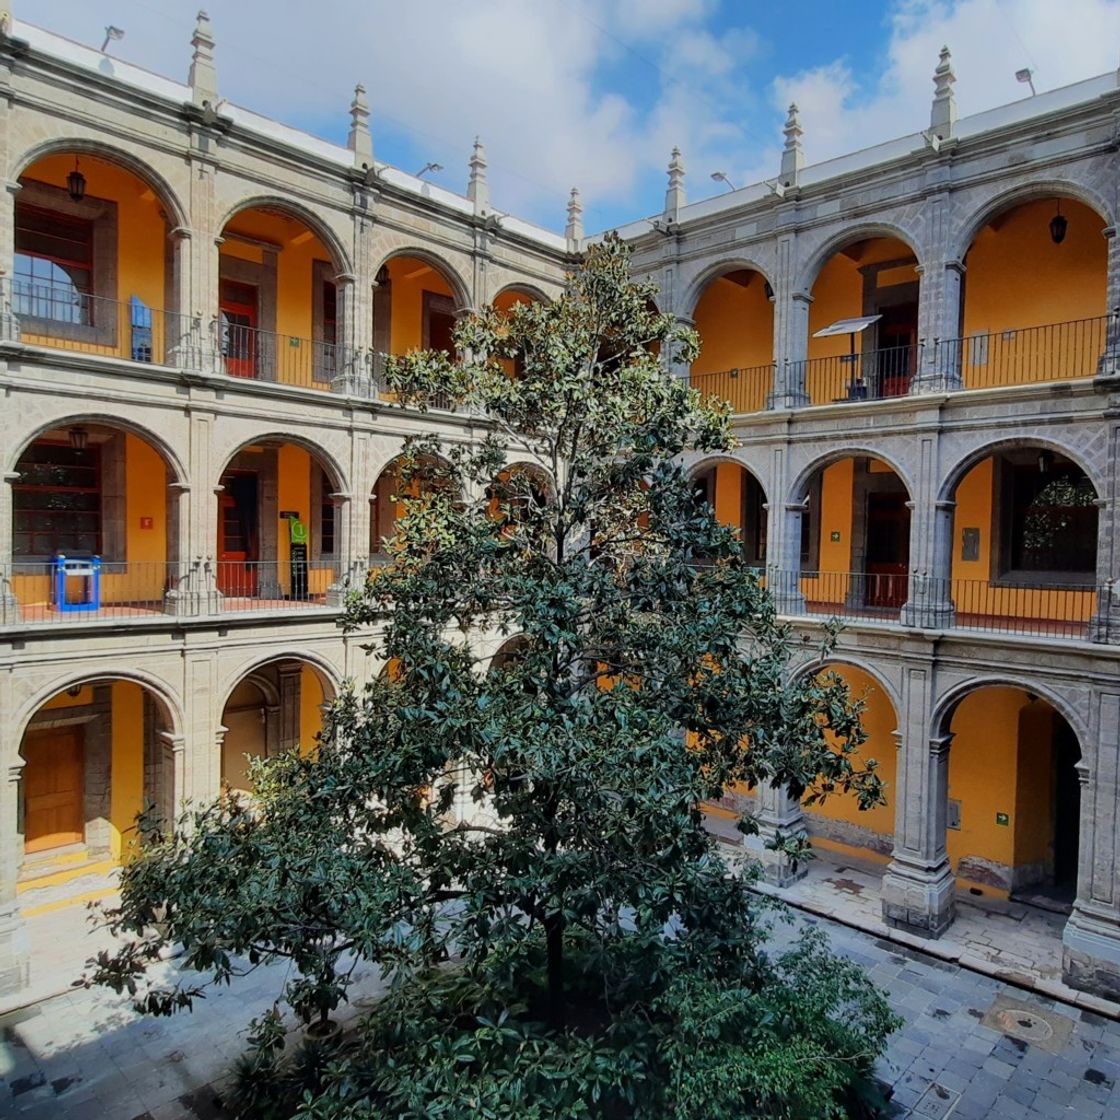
[865,492,910,608]
[220,281,258,379]
[218,471,259,596]
[24,727,84,853]
[876,302,918,398]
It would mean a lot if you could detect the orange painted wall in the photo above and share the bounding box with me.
[221,678,266,794]
[109,681,145,861]
[960,198,1106,385]
[803,664,897,857]
[300,665,325,756]
[40,686,95,710]
[387,258,454,355]
[691,273,774,413]
[713,464,743,531]
[799,459,855,604]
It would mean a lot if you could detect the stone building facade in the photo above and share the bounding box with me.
[2,11,1120,1002]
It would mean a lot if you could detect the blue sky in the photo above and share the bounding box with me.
[30,1,1120,232]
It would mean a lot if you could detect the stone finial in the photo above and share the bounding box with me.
[188,10,218,106]
[780,103,805,188]
[930,45,957,140]
[0,4,12,39]
[348,83,373,166]
[468,136,490,215]
[664,147,686,217]
[565,187,584,246]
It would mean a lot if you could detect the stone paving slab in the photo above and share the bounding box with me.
[3,901,1120,1117]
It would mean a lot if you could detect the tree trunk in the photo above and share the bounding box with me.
[545,908,565,1029]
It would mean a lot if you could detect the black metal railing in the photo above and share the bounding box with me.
[688,364,774,413]
[796,343,918,406]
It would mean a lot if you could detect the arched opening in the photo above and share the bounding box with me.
[947,446,1098,637]
[806,235,920,404]
[691,462,767,567]
[19,679,177,868]
[488,462,553,536]
[795,455,911,615]
[372,253,465,399]
[689,266,774,413]
[492,287,542,379]
[220,658,334,795]
[801,663,897,867]
[945,686,1081,907]
[218,204,343,389]
[13,150,181,364]
[369,452,456,563]
[957,195,1107,387]
[10,422,180,621]
[216,439,342,603]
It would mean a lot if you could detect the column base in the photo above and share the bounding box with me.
[1089,594,1120,644]
[765,390,810,411]
[880,856,956,938]
[0,901,29,998]
[0,589,21,626]
[1062,905,1120,1001]
[899,601,956,629]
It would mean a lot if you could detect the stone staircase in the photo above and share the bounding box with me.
[17,845,120,918]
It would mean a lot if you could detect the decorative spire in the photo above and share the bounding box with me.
[348,83,373,167]
[468,136,490,215]
[930,45,957,140]
[664,147,686,218]
[565,187,584,246]
[780,103,804,188]
[188,10,218,106]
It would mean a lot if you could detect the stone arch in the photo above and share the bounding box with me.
[789,445,914,505]
[681,257,776,319]
[951,179,1115,264]
[373,246,472,311]
[931,674,1089,754]
[686,454,770,507]
[218,650,340,714]
[487,634,532,673]
[13,137,189,229]
[215,430,347,495]
[15,668,183,749]
[937,434,1102,504]
[218,195,352,277]
[492,282,551,306]
[796,221,925,296]
[789,653,903,725]
[8,412,188,487]
[499,460,556,504]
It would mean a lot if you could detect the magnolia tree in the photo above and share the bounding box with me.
[89,237,896,1119]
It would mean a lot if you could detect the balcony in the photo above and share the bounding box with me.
[214,318,339,389]
[2,559,341,628]
[686,363,774,413]
[773,569,1097,641]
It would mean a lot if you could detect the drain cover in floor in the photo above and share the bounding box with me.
[913,1082,961,1119]
[980,994,1074,1054]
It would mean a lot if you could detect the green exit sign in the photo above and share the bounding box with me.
[995,812,1010,827]
[830,531,841,542]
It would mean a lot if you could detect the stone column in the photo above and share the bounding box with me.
[1091,420,1120,641]
[1097,228,1120,378]
[0,469,20,623]
[165,227,199,368]
[1063,689,1120,999]
[330,272,360,394]
[901,500,956,628]
[915,261,965,392]
[751,781,808,886]
[325,492,353,606]
[770,287,811,409]
[0,181,22,342]
[880,665,955,936]
[0,760,28,996]
[771,501,807,614]
[670,314,694,382]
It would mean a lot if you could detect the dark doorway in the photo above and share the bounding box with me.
[875,301,918,397]
[1052,714,1081,895]
[218,470,259,595]
[865,492,910,607]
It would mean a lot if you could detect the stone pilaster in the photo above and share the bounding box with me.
[1090,421,1120,641]
[751,781,807,886]
[771,501,808,614]
[1097,227,1120,377]
[0,759,28,997]
[881,668,955,937]
[1064,689,1120,998]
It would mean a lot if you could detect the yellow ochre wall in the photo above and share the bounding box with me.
[691,272,774,413]
[386,258,455,355]
[960,198,1106,385]
[712,464,743,532]
[109,681,145,861]
[803,664,897,862]
[799,459,857,604]
[950,458,1094,624]
[275,446,334,597]
[21,156,167,361]
[299,665,325,756]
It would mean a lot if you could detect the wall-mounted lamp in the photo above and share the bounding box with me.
[414,162,443,179]
[68,426,89,451]
[66,684,83,698]
[710,170,737,192]
[1037,449,1054,473]
[1049,200,1068,245]
[67,158,86,203]
[100,25,125,54]
[764,280,775,301]
[1015,67,1036,96]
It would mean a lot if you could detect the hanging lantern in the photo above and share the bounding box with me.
[68,426,89,451]
[66,158,86,203]
[1049,200,1068,245]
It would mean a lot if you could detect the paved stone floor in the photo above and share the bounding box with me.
[2,898,1120,1118]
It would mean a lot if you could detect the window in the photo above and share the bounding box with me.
[1000,457,1097,579]
[14,204,94,324]
[13,442,102,559]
